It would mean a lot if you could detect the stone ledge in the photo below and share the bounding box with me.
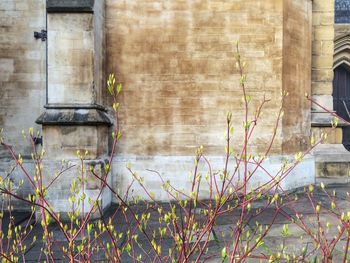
[316,162,350,177]
[36,108,112,126]
[311,111,349,127]
[47,0,94,13]
[313,144,350,162]
[44,103,107,111]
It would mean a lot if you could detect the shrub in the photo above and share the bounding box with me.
[0,44,348,262]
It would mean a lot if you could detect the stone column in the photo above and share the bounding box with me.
[36,0,112,218]
[311,0,335,126]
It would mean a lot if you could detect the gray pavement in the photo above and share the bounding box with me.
[1,181,350,262]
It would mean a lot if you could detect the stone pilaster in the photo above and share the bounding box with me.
[311,0,335,126]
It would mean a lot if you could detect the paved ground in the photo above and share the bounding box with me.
[1,179,350,262]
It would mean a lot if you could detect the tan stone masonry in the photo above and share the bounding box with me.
[2,0,344,208]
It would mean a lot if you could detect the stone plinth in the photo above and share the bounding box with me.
[36,107,111,160]
[42,158,112,220]
[112,155,315,202]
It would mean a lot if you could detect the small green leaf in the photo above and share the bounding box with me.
[117,83,123,95]
[221,247,227,259]
[281,224,289,237]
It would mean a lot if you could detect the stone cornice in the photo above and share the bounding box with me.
[36,108,113,126]
[46,0,95,13]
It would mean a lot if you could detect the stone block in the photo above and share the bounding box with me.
[312,69,334,82]
[314,144,350,163]
[314,26,334,41]
[41,187,111,220]
[311,82,333,95]
[0,59,14,73]
[42,125,109,160]
[312,55,334,68]
[312,40,322,55]
[321,40,334,55]
[312,127,343,144]
[312,12,321,26]
[320,13,334,26]
[39,158,112,220]
[316,162,350,177]
[313,0,334,12]
[15,2,28,11]
[310,94,333,111]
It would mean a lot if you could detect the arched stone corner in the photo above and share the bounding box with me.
[334,34,350,69]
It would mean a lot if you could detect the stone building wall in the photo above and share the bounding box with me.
[313,1,350,178]
[311,0,334,108]
[0,0,46,210]
[282,0,312,153]
[0,0,318,205]
[106,0,314,200]
[106,0,285,157]
[311,0,339,144]
[47,13,95,104]
[0,0,46,158]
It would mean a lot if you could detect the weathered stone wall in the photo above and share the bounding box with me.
[313,1,350,178]
[0,0,46,210]
[313,20,350,146]
[311,0,335,113]
[94,0,106,105]
[47,13,94,104]
[0,0,316,204]
[0,0,46,158]
[311,1,343,153]
[106,0,315,199]
[282,0,312,153]
[47,1,105,106]
[106,0,285,157]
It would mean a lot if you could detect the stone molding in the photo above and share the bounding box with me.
[311,112,350,127]
[44,103,107,111]
[334,33,350,69]
[36,108,112,126]
[47,0,95,13]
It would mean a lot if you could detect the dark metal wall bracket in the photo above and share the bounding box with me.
[34,30,47,41]
[34,136,43,146]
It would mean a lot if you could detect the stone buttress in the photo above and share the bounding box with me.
[36,0,112,218]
